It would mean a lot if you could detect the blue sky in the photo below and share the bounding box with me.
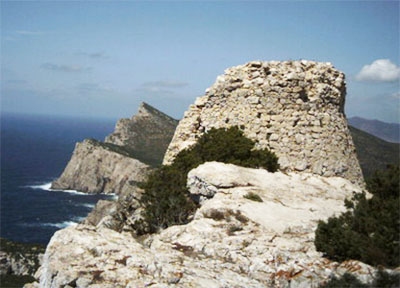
[1,1,399,123]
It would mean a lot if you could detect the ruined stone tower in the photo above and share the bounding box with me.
[163,60,364,186]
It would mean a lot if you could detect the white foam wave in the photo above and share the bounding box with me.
[72,216,86,222]
[78,203,96,209]
[42,221,78,229]
[29,182,52,190]
[20,221,78,229]
[58,189,88,195]
[27,182,89,195]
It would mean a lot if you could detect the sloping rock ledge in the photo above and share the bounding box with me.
[28,162,391,288]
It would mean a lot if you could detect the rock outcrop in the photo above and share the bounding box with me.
[164,61,364,186]
[106,102,179,166]
[0,238,44,277]
[51,139,151,195]
[27,162,392,288]
[51,102,178,194]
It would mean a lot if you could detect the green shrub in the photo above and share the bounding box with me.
[243,192,263,202]
[320,270,400,288]
[321,273,368,288]
[371,270,400,288]
[174,126,280,172]
[315,165,400,268]
[204,209,226,221]
[135,126,279,234]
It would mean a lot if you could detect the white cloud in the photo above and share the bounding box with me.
[41,63,92,73]
[355,59,400,82]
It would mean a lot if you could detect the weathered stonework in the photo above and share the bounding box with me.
[163,60,364,186]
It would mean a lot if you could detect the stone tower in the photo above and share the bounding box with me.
[163,60,364,186]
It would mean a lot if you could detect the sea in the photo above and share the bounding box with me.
[1,113,118,245]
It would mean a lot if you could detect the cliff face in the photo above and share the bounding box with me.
[106,102,178,166]
[51,139,150,195]
[164,61,364,186]
[51,102,177,194]
[29,162,382,288]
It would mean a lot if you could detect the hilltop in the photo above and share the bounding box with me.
[349,116,400,143]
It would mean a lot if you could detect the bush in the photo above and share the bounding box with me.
[315,165,400,268]
[321,273,368,288]
[320,270,400,288]
[135,126,279,234]
[243,192,263,202]
[371,270,400,288]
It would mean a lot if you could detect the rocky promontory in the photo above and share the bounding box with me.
[105,102,179,166]
[51,139,151,195]
[51,102,178,195]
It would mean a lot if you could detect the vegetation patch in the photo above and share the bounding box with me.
[87,139,160,167]
[0,238,46,287]
[243,192,263,202]
[320,270,400,288]
[204,209,226,221]
[0,238,45,274]
[315,165,399,268]
[349,126,400,179]
[134,126,278,234]
[0,275,37,288]
[227,225,243,236]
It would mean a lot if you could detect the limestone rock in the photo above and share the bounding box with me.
[51,102,177,195]
[163,61,364,186]
[105,102,178,166]
[30,162,392,288]
[83,200,117,226]
[51,139,151,195]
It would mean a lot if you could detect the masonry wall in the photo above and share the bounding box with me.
[163,60,364,186]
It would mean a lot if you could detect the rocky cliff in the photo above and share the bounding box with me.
[51,139,151,194]
[105,102,179,166]
[51,102,178,194]
[164,61,364,186]
[27,162,388,288]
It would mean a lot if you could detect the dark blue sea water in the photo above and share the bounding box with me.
[1,113,117,244]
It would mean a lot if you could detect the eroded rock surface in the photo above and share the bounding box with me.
[51,139,151,195]
[164,61,363,186]
[28,162,390,288]
[51,102,177,195]
[106,102,178,166]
